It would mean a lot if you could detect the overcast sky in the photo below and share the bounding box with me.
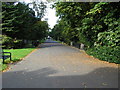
[19,0,59,29]
[43,2,59,29]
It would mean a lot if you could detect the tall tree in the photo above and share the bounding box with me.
[2,2,37,40]
[31,0,47,20]
[2,2,49,48]
[30,21,49,40]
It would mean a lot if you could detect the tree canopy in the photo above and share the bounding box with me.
[51,2,120,64]
[2,2,49,48]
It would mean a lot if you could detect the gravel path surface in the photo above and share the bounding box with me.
[2,39,118,88]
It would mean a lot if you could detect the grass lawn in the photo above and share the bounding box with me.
[0,48,36,71]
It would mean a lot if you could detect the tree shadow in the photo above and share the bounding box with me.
[38,39,64,48]
[38,43,64,48]
[2,67,118,89]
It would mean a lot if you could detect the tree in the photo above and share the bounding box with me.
[2,2,49,48]
[52,2,120,63]
[31,0,47,20]
[2,2,37,40]
[30,21,49,40]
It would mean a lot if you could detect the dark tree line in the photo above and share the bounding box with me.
[2,2,49,48]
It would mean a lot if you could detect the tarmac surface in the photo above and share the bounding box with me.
[2,39,118,88]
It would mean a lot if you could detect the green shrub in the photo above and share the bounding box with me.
[13,40,25,49]
[86,46,120,64]
[39,39,45,43]
[2,35,26,49]
[2,35,14,49]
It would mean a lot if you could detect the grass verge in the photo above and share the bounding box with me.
[0,48,36,71]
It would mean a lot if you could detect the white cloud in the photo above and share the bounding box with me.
[45,7,58,29]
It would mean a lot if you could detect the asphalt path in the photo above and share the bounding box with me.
[2,39,118,88]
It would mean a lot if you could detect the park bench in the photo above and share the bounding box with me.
[1,50,12,63]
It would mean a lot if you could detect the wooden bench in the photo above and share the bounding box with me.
[2,51,12,63]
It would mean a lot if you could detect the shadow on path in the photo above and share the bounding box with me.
[2,67,118,88]
[39,39,64,48]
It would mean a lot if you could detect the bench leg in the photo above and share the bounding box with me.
[10,53,12,61]
[2,56,5,64]
[10,56,12,61]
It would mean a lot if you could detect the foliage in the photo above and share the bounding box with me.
[2,35,14,48]
[2,35,25,49]
[2,2,37,39]
[39,39,45,43]
[31,21,49,40]
[51,2,120,64]
[86,46,120,64]
[31,0,47,19]
[96,30,120,47]
[2,2,48,48]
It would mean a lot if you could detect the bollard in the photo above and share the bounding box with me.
[80,43,84,50]
[70,42,73,46]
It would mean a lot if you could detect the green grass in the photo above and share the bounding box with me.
[0,64,7,71]
[0,48,36,71]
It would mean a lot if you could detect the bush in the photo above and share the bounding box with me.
[86,46,120,64]
[2,35,14,49]
[2,35,25,49]
[13,40,25,49]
